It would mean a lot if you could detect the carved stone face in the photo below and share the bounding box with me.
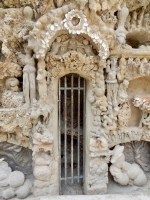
[5,78,19,92]
[110,56,118,67]
[23,6,33,20]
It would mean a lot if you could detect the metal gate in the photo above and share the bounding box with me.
[58,73,86,191]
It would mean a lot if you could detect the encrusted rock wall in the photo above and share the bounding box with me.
[0,0,150,198]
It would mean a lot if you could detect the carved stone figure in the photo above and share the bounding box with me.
[118,79,129,104]
[115,3,129,44]
[82,39,95,56]
[110,145,147,186]
[2,78,24,108]
[37,68,47,104]
[117,57,127,82]
[17,49,36,106]
[50,37,62,55]
[143,13,150,28]
[137,7,145,28]
[131,11,137,28]
[5,78,19,92]
[106,56,118,111]
[21,6,34,41]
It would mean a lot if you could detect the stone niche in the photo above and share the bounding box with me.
[127,76,150,126]
[0,0,150,199]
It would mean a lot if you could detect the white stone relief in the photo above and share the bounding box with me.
[2,78,23,108]
[63,9,88,34]
[110,145,147,186]
[0,159,32,199]
[0,0,150,198]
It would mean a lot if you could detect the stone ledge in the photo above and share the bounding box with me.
[38,194,150,200]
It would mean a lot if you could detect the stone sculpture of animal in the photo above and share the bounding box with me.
[110,145,147,186]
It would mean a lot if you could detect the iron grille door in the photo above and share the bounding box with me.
[58,74,86,191]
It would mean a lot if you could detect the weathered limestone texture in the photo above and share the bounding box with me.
[0,0,150,198]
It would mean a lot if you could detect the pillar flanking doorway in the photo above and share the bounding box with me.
[58,73,86,194]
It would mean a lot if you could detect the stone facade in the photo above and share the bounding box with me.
[0,0,150,198]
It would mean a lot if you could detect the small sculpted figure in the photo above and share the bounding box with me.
[23,50,36,106]
[83,39,95,56]
[50,37,62,55]
[137,7,145,28]
[134,57,140,75]
[110,145,147,186]
[126,58,137,78]
[106,56,118,110]
[115,3,129,44]
[118,79,129,104]
[125,14,131,30]
[37,68,47,104]
[131,11,137,28]
[143,14,150,28]
[21,6,34,41]
[138,58,147,75]
[68,34,81,51]
[145,61,150,75]
[17,49,36,107]
[117,57,127,82]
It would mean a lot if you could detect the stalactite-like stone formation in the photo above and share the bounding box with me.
[0,0,150,198]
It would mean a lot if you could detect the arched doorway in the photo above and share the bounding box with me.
[58,73,86,194]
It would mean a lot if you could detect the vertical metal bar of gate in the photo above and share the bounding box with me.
[83,79,86,177]
[71,74,74,184]
[64,76,67,184]
[77,77,80,183]
[58,79,61,189]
